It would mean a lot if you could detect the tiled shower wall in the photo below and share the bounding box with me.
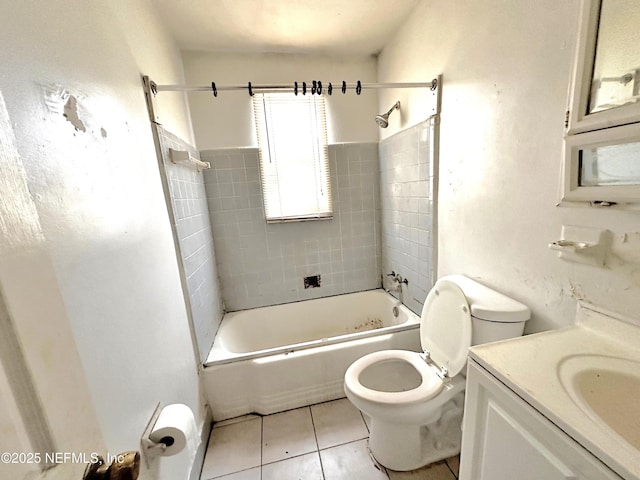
[379,118,437,315]
[202,143,381,311]
[157,127,224,362]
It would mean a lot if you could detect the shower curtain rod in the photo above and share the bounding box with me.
[149,78,438,96]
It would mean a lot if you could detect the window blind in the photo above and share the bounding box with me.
[253,93,332,222]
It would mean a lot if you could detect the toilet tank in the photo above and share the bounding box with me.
[440,274,531,345]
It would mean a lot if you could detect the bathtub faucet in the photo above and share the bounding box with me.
[386,271,409,286]
[385,271,408,304]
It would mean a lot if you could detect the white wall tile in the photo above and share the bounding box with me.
[203,143,381,311]
[379,119,436,314]
[159,128,224,362]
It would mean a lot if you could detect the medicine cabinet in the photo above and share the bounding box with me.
[562,0,640,205]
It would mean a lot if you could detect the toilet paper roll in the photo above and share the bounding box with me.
[149,403,197,457]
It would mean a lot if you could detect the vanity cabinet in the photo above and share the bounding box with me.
[459,359,621,480]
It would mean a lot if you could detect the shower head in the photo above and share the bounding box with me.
[375,101,401,128]
[375,114,389,128]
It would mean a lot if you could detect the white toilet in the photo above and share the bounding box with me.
[344,274,530,471]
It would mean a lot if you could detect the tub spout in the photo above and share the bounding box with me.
[384,285,401,294]
[384,285,403,303]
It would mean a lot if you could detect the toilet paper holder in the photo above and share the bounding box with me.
[140,401,196,468]
[140,403,168,465]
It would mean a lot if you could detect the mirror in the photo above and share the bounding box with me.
[566,0,640,135]
[589,0,640,114]
[562,0,640,204]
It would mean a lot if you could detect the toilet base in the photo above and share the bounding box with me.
[368,391,464,471]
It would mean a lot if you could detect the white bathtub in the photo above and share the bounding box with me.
[202,289,421,421]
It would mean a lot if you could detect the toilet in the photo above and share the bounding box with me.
[344,274,530,471]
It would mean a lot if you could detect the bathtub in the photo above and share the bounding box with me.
[202,289,421,421]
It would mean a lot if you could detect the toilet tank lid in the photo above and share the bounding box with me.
[438,275,531,323]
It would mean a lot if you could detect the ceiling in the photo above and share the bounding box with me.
[150,0,420,55]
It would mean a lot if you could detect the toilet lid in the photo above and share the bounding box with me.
[420,280,472,378]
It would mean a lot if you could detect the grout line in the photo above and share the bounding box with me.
[260,450,319,467]
[209,466,260,480]
[308,406,320,450]
[359,411,370,434]
[365,442,389,479]
[316,435,371,454]
[258,438,378,466]
[445,457,459,479]
[259,416,263,480]
[308,406,326,479]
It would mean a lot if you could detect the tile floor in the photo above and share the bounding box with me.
[200,398,460,480]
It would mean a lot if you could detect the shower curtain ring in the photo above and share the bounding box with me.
[211,82,217,97]
[341,81,346,94]
[317,81,322,95]
[327,83,332,95]
[248,82,254,96]
[312,80,317,95]
[294,81,298,95]
[303,82,307,95]
[356,80,362,95]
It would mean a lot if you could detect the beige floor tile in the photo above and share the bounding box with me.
[209,467,261,480]
[262,452,324,480]
[201,417,262,479]
[446,455,460,477]
[311,398,369,449]
[213,414,262,429]
[262,407,317,464]
[201,402,460,480]
[387,460,456,479]
[320,439,388,480]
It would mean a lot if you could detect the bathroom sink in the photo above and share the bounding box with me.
[470,305,640,480]
[559,354,640,451]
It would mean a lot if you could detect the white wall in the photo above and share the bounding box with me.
[0,1,204,479]
[379,0,640,332]
[182,51,379,149]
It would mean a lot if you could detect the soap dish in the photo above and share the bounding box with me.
[548,226,610,266]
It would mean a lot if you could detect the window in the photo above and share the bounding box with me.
[252,93,332,222]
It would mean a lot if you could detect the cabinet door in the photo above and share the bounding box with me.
[460,360,622,480]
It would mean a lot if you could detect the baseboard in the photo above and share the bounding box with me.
[189,405,213,480]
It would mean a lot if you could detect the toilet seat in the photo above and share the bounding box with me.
[420,279,472,378]
[345,280,472,407]
[344,350,444,405]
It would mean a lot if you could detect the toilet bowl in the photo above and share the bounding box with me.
[344,274,530,471]
[346,349,449,423]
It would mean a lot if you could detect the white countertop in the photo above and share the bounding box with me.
[469,303,640,480]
